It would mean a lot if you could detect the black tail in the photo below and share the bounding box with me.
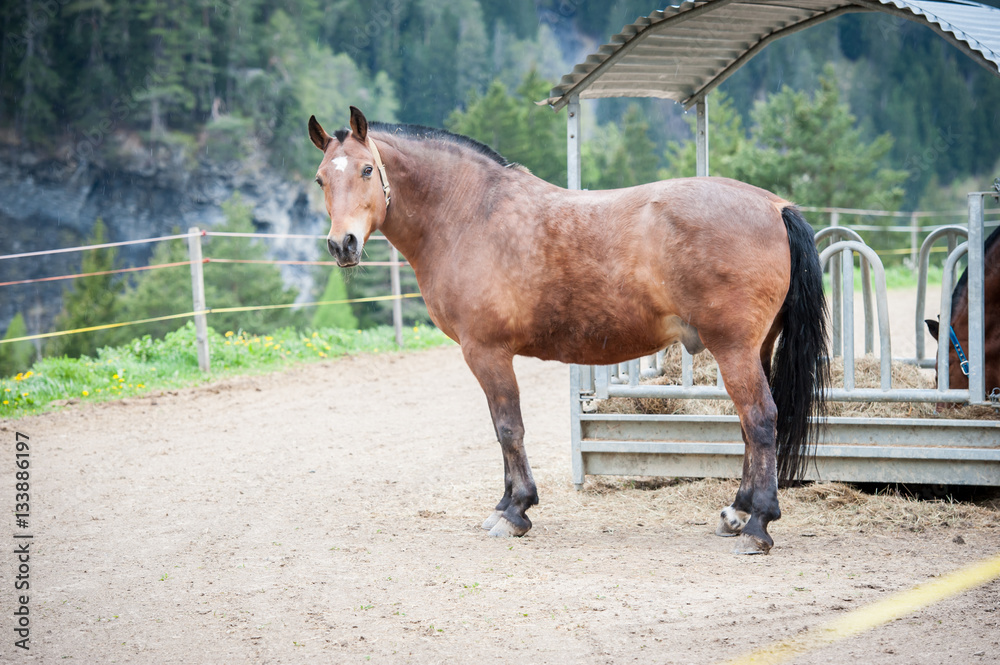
[772,206,830,484]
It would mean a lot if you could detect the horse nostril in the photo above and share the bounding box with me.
[327,237,339,257]
[344,233,358,255]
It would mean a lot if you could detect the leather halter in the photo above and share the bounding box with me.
[366,136,391,209]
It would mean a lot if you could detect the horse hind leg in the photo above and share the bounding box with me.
[462,344,538,538]
[715,321,781,541]
[713,345,781,555]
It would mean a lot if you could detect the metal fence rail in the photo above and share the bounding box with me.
[0,229,415,366]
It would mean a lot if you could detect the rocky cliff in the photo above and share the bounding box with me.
[0,142,327,338]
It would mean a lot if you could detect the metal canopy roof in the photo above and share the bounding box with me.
[544,0,1000,110]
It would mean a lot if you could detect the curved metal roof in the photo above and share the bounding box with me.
[543,0,1000,110]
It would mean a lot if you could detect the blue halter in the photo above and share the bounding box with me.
[948,327,970,377]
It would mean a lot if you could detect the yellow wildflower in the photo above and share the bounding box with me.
[225,331,234,337]
[82,390,89,397]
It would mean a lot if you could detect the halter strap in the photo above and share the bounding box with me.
[948,326,970,377]
[366,136,391,209]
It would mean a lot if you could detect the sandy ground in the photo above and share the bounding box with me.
[2,288,998,664]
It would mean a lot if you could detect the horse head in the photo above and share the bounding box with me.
[925,317,968,391]
[309,107,389,267]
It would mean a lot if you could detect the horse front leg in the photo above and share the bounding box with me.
[462,345,538,537]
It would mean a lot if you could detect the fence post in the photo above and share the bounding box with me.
[390,243,403,347]
[910,211,919,269]
[830,210,842,357]
[187,227,211,372]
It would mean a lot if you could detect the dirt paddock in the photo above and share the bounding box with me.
[3,339,999,663]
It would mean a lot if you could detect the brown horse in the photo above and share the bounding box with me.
[926,224,1000,399]
[309,107,829,554]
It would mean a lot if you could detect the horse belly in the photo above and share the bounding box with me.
[521,308,686,366]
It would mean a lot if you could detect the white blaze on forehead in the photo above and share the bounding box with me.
[332,156,348,172]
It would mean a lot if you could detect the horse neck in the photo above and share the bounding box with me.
[371,132,510,261]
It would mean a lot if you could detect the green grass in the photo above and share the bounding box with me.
[0,322,452,420]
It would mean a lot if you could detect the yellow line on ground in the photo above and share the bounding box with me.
[721,552,1000,665]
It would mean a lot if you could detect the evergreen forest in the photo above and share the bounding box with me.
[2,0,1000,366]
[3,0,998,203]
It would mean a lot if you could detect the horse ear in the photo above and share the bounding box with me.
[308,115,331,151]
[349,106,368,142]
[926,319,940,341]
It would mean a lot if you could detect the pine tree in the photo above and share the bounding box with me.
[12,0,61,141]
[112,233,193,344]
[0,313,35,377]
[660,92,748,180]
[312,270,359,331]
[731,67,908,210]
[137,0,194,136]
[588,104,659,190]
[344,240,429,329]
[200,194,304,334]
[47,219,124,358]
[446,69,565,186]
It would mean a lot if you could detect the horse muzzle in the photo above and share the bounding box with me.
[327,233,361,267]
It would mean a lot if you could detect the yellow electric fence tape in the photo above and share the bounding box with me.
[722,551,1000,665]
[0,293,424,344]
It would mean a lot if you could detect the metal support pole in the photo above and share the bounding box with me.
[842,248,855,390]
[567,95,581,191]
[567,94,584,486]
[830,211,842,357]
[187,227,210,373]
[695,97,709,177]
[390,243,403,347]
[967,193,986,404]
[570,364,585,490]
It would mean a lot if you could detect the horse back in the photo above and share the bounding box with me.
[432,176,794,365]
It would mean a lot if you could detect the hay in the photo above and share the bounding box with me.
[594,346,1000,420]
[581,477,1000,532]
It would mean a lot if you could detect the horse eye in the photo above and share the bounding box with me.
[362,165,373,178]
[314,177,323,187]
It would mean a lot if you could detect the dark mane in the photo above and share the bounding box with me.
[952,223,1000,316]
[368,121,516,169]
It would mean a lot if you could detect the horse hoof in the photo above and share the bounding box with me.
[732,533,771,555]
[715,506,748,537]
[487,516,530,538]
[481,510,503,531]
